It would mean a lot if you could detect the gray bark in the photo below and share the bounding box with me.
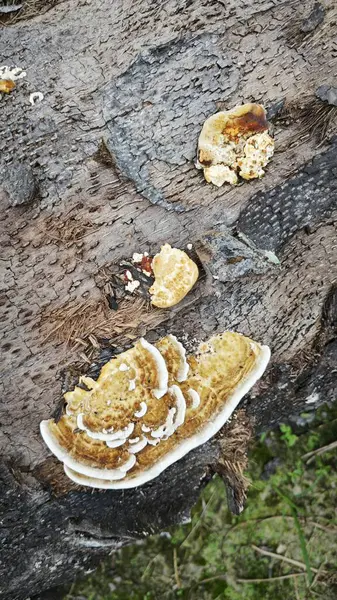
[0,0,336,598]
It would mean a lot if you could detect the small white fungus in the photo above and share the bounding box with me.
[0,65,26,81]
[29,92,44,106]
[132,253,144,263]
[125,280,140,293]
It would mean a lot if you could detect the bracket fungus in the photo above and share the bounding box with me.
[196,103,274,186]
[40,332,270,489]
[149,243,199,308]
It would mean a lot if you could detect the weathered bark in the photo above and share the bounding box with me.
[0,0,336,598]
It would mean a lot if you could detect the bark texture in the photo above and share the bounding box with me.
[0,0,336,598]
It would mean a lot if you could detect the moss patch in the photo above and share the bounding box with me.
[65,404,337,600]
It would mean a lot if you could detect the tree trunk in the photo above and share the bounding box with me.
[1,0,336,598]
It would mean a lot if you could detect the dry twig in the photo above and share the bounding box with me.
[252,544,325,575]
[237,573,306,583]
[173,547,181,588]
[302,441,337,464]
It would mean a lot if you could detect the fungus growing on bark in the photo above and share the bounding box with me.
[0,79,16,94]
[0,65,26,81]
[132,252,153,276]
[197,103,274,186]
[0,66,27,99]
[149,243,199,308]
[0,66,26,95]
[29,91,44,106]
[40,332,270,489]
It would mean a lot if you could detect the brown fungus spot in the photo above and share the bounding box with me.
[223,103,269,141]
[0,79,16,93]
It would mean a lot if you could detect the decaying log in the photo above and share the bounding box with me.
[1,0,336,598]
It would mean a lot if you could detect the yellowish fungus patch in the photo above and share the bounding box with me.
[0,79,16,94]
[149,244,199,308]
[40,332,270,489]
[197,103,274,186]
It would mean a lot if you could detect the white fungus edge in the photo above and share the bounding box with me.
[170,385,186,429]
[140,337,168,398]
[188,388,201,409]
[150,407,177,439]
[105,439,126,449]
[129,379,136,391]
[134,402,147,418]
[76,414,134,442]
[128,436,148,454]
[40,420,135,480]
[167,335,189,382]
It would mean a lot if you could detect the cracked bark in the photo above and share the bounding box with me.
[0,0,336,598]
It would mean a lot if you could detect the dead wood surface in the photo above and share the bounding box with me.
[0,1,336,598]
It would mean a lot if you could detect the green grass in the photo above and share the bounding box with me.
[65,405,337,600]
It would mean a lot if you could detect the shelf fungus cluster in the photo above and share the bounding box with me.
[40,332,270,489]
[196,103,274,187]
[149,244,199,308]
